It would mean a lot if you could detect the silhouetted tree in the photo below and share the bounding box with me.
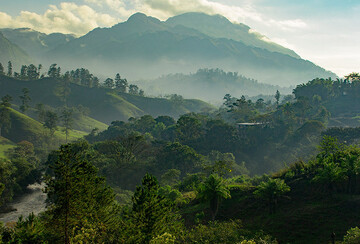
[20,65,28,79]
[0,95,12,136]
[7,61,12,77]
[104,78,114,89]
[129,84,139,95]
[19,88,31,113]
[44,111,58,136]
[27,64,39,80]
[61,107,73,143]
[275,90,280,105]
[115,74,128,92]
[48,64,60,78]
[0,62,4,75]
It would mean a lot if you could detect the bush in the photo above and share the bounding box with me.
[343,227,360,244]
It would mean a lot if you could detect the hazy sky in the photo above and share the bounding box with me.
[0,0,359,77]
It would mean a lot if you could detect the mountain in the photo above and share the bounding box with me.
[0,28,75,60]
[48,12,335,87]
[166,12,300,59]
[0,75,214,124]
[0,32,32,68]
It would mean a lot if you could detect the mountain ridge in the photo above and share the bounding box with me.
[46,12,335,86]
[0,32,32,68]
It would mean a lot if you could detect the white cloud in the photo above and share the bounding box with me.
[0,2,119,36]
[271,19,307,31]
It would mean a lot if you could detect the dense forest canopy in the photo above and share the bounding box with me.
[0,62,359,243]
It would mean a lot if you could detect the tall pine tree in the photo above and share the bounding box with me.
[124,173,182,243]
[44,141,119,243]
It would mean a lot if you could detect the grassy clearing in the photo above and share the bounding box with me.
[0,137,15,159]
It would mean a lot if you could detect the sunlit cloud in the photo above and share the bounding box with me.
[0,2,118,36]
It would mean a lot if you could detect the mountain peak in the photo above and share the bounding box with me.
[168,12,231,23]
[127,12,161,24]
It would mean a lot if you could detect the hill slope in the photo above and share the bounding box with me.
[166,12,300,59]
[0,136,15,159]
[0,28,75,60]
[1,108,86,146]
[0,32,32,68]
[0,75,214,124]
[49,12,335,86]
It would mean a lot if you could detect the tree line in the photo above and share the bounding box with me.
[0,61,145,96]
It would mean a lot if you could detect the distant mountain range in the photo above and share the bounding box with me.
[0,28,75,59]
[1,12,336,87]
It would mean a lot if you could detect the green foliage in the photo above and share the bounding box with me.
[150,232,176,244]
[43,111,58,136]
[60,107,73,143]
[158,185,187,205]
[183,220,277,244]
[198,174,231,220]
[157,142,204,177]
[123,173,182,243]
[343,227,360,244]
[254,178,290,214]
[19,88,31,113]
[0,95,12,136]
[0,140,39,207]
[9,213,47,243]
[160,169,181,186]
[44,140,119,243]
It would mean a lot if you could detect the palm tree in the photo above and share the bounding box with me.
[198,174,231,221]
[254,178,290,214]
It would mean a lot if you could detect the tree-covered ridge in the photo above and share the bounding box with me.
[0,62,214,126]
[293,76,360,126]
[137,68,292,102]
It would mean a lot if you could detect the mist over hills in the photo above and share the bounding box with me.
[166,12,300,59]
[136,68,293,103]
[47,12,335,87]
[1,12,336,91]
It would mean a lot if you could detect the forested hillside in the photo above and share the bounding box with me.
[0,63,359,243]
[0,66,214,124]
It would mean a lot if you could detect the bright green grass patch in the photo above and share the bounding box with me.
[72,115,108,133]
[0,137,15,159]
